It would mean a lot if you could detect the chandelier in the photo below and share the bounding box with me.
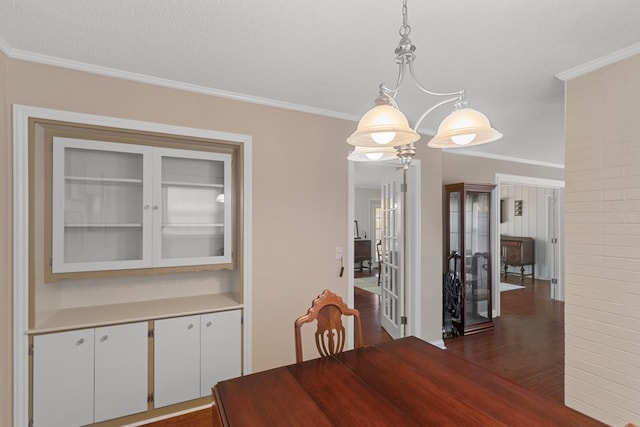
[347,0,502,164]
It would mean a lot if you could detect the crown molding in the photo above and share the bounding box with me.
[1,40,360,123]
[443,148,564,169]
[556,42,640,81]
[0,36,12,55]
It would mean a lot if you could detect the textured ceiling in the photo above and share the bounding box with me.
[1,0,639,166]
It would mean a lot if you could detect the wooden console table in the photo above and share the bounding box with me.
[354,239,371,271]
[500,236,535,281]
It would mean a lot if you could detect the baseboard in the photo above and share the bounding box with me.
[123,403,212,427]
[429,339,446,349]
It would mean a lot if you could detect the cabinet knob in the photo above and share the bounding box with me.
[152,205,159,210]
[100,335,109,342]
[206,321,212,327]
[76,338,85,345]
[187,323,194,330]
[144,205,150,210]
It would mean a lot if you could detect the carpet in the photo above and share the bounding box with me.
[354,276,381,295]
[500,282,525,292]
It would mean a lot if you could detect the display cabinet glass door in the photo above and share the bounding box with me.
[52,138,152,273]
[444,183,495,336]
[153,148,231,267]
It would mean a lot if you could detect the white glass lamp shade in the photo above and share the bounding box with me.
[347,104,420,148]
[347,145,398,162]
[427,107,502,148]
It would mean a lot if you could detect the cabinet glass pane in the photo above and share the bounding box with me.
[160,156,226,260]
[64,227,143,263]
[64,181,143,225]
[449,192,461,255]
[464,191,491,327]
[446,191,462,326]
[62,147,145,266]
[162,156,225,185]
[66,148,143,181]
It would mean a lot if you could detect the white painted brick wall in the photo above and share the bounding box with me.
[564,54,640,426]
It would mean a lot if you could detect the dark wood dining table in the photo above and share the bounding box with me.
[213,336,605,426]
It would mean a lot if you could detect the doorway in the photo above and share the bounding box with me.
[348,160,421,341]
[493,174,565,318]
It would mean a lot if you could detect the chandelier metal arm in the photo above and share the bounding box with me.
[413,95,460,132]
[408,62,465,99]
[379,62,407,99]
[379,60,468,132]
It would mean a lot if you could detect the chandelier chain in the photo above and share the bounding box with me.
[399,0,411,37]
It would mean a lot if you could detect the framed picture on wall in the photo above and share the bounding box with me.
[514,200,523,216]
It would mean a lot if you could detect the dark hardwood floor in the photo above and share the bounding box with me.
[147,271,563,426]
[445,274,564,404]
[353,270,393,346]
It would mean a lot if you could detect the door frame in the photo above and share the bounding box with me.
[493,173,565,317]
[348,160,421,340]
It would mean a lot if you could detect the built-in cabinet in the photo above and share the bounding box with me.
[52,137,232,273]
[154,310,241,407]
[20,114,249,427]
[32,310,241,427]
[33,322,148,427]
[26,123,246,427]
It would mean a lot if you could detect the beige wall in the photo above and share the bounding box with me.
[416,148,444,342]
[564,54,640,426]
[1,51,12,427]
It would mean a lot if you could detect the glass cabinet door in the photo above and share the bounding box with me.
[52,138,152,273]
[444,183,495,336]
[153,148,232,267]
[52,138,232,274]
[464,191,491,329]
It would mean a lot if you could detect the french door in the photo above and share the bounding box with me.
[380,173,404,339]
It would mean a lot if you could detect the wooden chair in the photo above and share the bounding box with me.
[294,289,363,363]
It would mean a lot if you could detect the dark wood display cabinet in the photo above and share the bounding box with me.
[443,183,496,337]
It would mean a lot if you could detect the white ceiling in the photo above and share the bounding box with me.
[1,1,639,167]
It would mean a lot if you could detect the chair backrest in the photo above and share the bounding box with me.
[294,289,363,363]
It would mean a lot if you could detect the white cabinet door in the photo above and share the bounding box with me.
[52,137,153,273]
[94,322,148,422]
[152,148,232,267]
[33,329,95,427]
[200,310,242,397]
[154,315,201,408]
